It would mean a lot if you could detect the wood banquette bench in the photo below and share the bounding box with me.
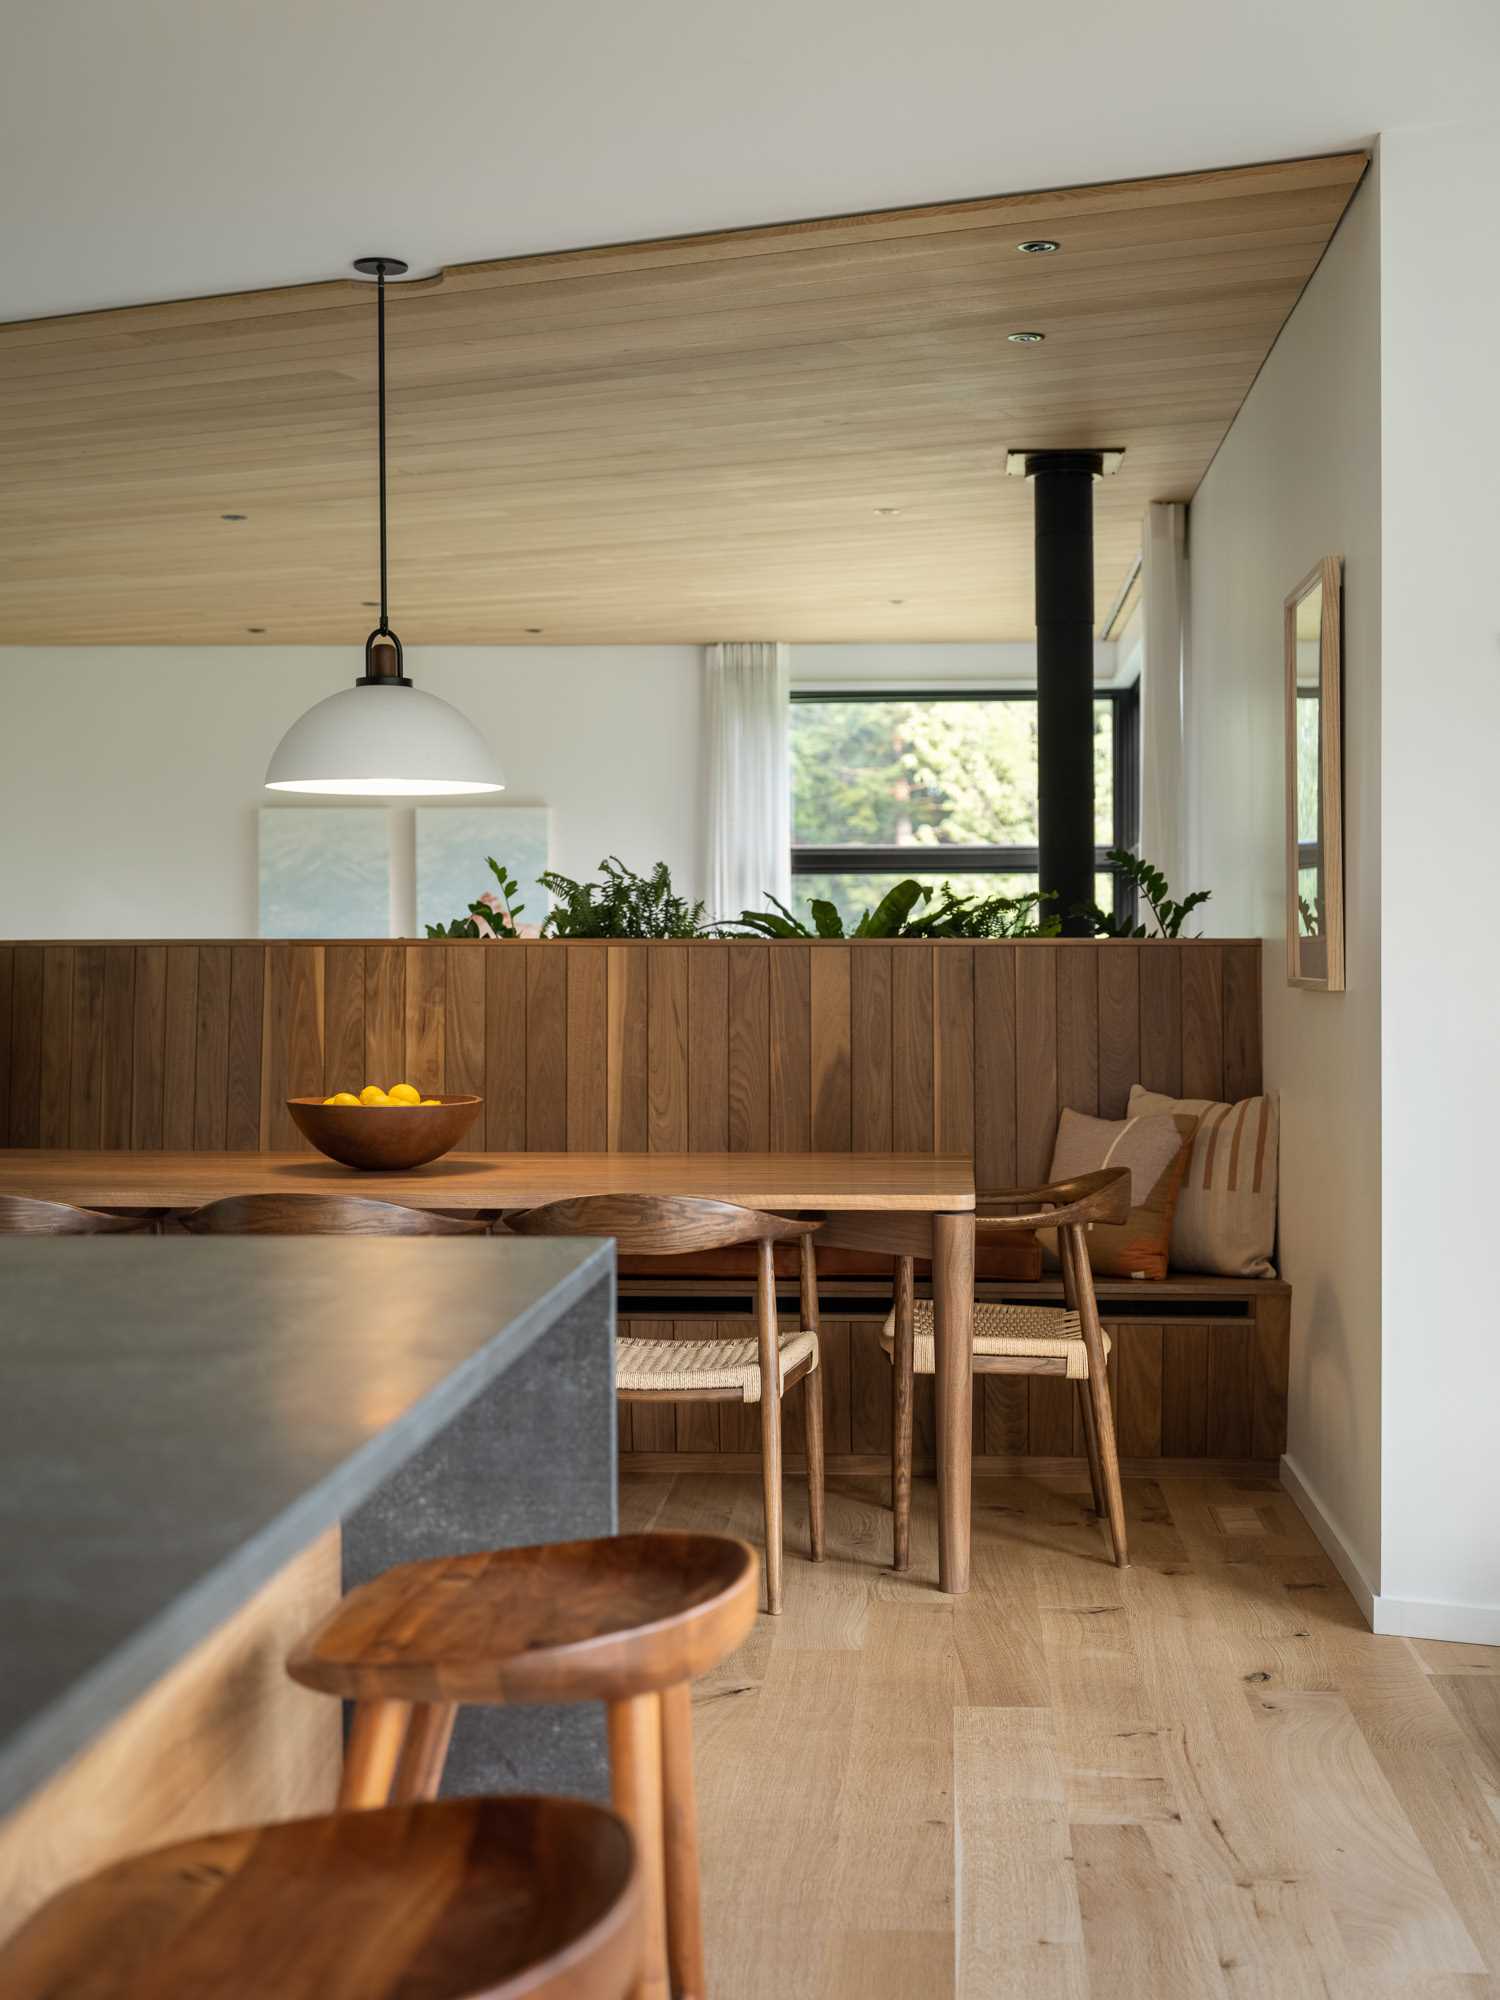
[616,1257,1290,1478]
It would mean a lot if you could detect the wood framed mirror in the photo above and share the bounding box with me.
[1284,556,1344,989]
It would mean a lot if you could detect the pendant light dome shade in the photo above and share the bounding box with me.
[265,681,504,796]
[265,254,502,800]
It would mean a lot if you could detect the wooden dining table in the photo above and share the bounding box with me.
[0,1149,979,1593]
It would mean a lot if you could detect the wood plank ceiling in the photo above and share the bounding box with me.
[0,152,1365,646]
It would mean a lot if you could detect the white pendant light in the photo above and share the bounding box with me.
[265,256,503,798]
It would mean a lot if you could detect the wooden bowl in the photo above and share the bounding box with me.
[286,1094,483,1171]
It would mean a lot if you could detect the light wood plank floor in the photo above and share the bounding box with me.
[619,1468,1500,1999]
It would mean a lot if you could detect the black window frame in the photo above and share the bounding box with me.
[790,685,1141,929]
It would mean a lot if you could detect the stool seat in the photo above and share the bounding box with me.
[0,1796,640,2000]
[287,1532,759,1707]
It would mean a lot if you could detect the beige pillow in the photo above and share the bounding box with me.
[1128,1085,1278,1278]
[1039,1107,1197,1280]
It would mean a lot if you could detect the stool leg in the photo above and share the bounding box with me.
[891,1256,915,1572]
[609,1692,671,2000]
[339,1697,413,1808]
[804,1363,826,1564]
[390,1701,458,1804]
[660,1681,707,2000]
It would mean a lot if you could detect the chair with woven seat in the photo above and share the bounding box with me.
[0,1794,642,2000]
[505,1194,826,1616]
[0,1194,155,1235]
[181,1192,488,1235]
[883,1167,1132,1570]
[288,1530,758,2000]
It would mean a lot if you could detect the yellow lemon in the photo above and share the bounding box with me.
[387,1098,416,1108]
[323,1092,360,1106]
[419,1097,441,1106]
[359,1085,390,1106]
[388,1082,422,1105]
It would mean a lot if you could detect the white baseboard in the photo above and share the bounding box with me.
[1280,1454,1500,1644]
[1368,1595,1500,1644]
[1279,1454,1377,1626]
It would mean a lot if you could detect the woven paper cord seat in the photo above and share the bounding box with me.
[616,1331,818,1403]
[879,1300,1107,1381]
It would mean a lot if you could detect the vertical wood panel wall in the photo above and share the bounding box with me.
[0,937,1275,1467]
[0,938,1263,1159]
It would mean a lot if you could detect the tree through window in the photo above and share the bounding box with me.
[789,690,1138,928]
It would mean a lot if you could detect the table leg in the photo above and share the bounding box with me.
[931,1209,974,1595]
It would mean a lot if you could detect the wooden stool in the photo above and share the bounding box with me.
[0,1794,642,1999]
[505,1194,826,1614]
[288,1531,759,2000]
[884,1168,1132,1570]
[181,1193,487,1235]
[0,1194,154,1235]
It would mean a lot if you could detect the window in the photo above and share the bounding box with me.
[790,688,1140,926]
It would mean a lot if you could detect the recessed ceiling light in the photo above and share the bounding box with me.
[1017,239,1061,254]
[1008,331,1046,345]
[874,506,901,517]
[221,512,247,521]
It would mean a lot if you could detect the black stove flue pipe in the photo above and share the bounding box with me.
[1026,449,1105,936]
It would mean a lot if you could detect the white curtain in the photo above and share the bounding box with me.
[703,641,791,921]
[1139,503,1188,887]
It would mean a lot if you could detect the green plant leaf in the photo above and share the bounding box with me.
[859,878,926,937]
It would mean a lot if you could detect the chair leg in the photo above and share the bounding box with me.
[754,1238,785,1614]
[389,1700,458,1804]
[759,1377,785,1614]
[1075,1376,1106,1519]
[608,1693,671,2000]
[803,1363,826,1563]
[659,1681,707,2000]
[891,1255,915,1572]
[1087,1360,1129,1567]
[338,1697,414,1809]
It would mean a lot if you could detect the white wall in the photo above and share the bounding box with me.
[1376,118,1500,1636]
[1185,166,1385,1602]
[0,639,1133,940]
[0,646,703,937]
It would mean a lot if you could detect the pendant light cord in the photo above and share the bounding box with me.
[352,253,409,681]
[376,263,389,636]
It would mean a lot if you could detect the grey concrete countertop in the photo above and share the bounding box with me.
[0,1233,613,1817]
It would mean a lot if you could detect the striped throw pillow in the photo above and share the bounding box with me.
[1128,1085,1279,1278]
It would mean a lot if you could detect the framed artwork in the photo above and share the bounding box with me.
[258,807,392,938]
[415,806,552,935]
[1284,556,1344,990]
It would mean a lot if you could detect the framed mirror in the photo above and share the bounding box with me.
[1284,556,1344,989]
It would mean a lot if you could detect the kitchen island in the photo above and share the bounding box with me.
[0,1231,616,1937]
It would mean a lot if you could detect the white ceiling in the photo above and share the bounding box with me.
[3,0,1495,324]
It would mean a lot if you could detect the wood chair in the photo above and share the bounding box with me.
[180,1192,487,1235]
[0,1794,642,2000]
[883,1168,1132,1570]
[287,1530,758,2000]
[505,1194,826,1616]
[0,1194,155,1235]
